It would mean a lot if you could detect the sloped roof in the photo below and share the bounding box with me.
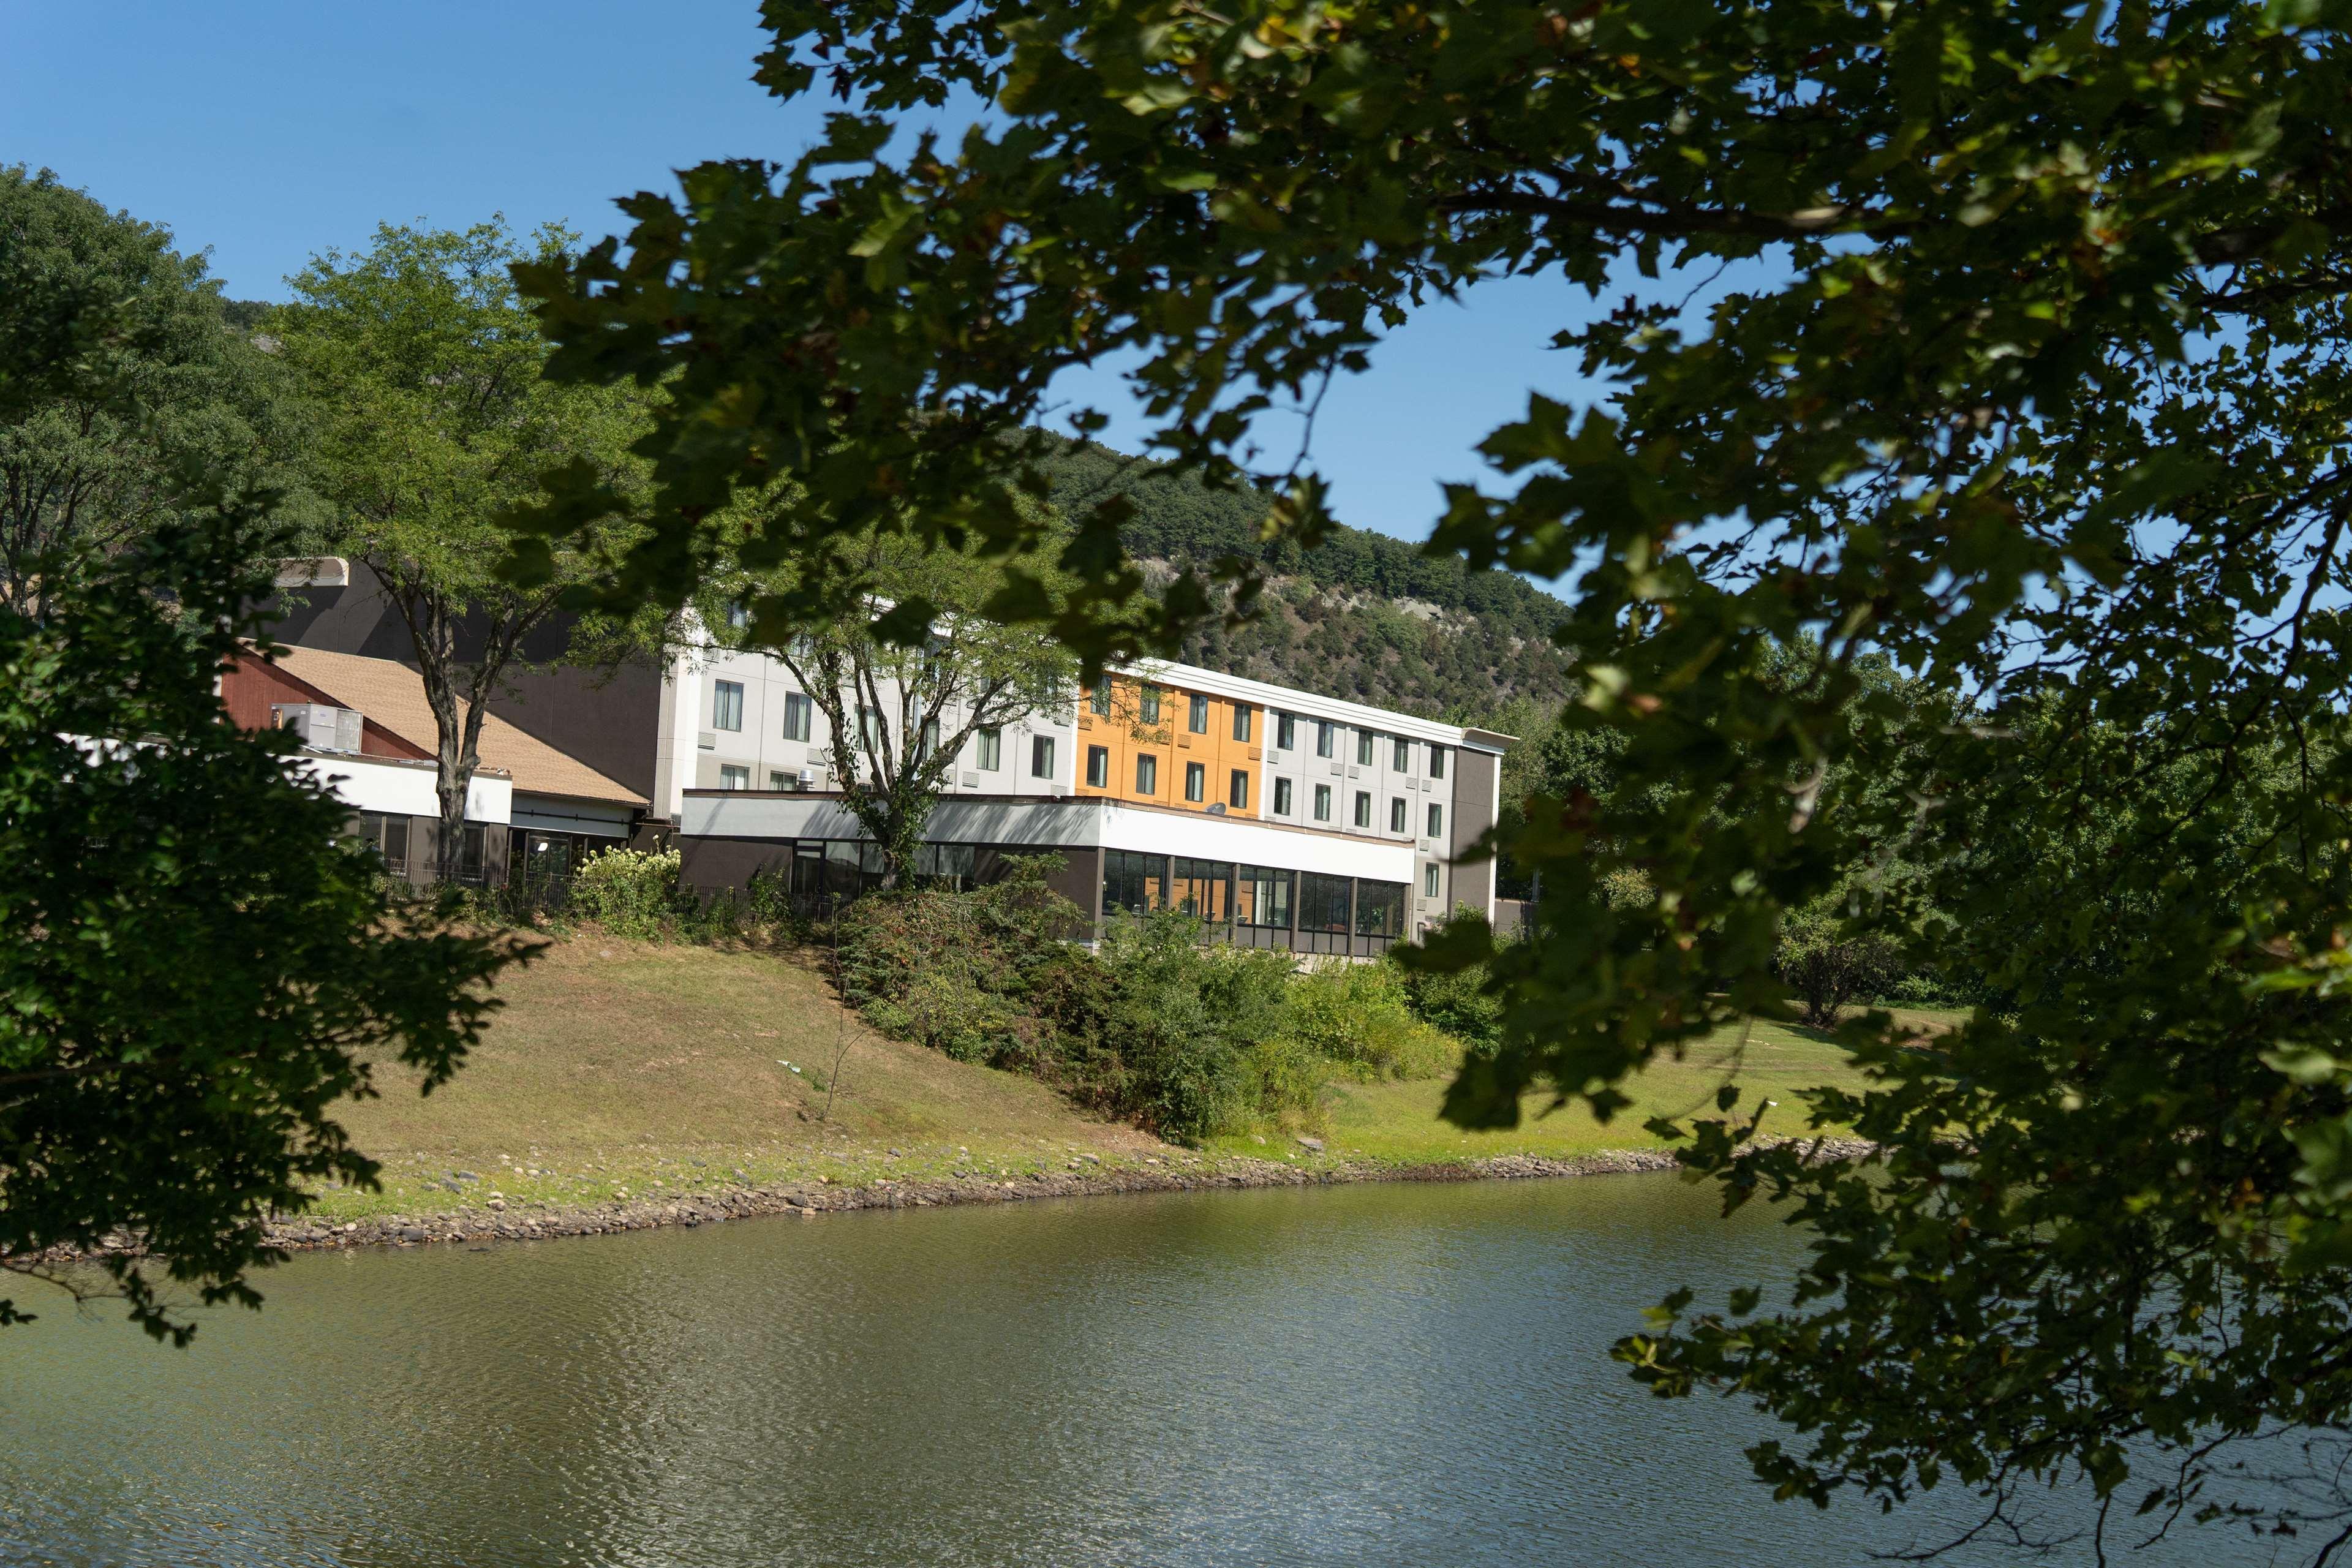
[265,646,645,809]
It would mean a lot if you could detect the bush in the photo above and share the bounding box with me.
[1389,917,1506,1054]
[567,847,688,940]
[835,864,1329,1144]
[1095,911,1298,1139]
[1280,959,1457,1081]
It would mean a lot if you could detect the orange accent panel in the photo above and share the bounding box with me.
[1074,674,1261,820]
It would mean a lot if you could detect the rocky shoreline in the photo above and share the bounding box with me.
[259,1137,1877,1254]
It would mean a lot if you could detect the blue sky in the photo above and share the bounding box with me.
[2,1,1611,550]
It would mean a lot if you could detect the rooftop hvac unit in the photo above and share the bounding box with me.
[799,767,818,788]
[271,703,363,755]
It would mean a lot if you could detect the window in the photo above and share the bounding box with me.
[1188,693,1209,734]
[1276,713,1295,751]
[1184,761,1205,802]
[713,680,744,732]
[916,843,979,889]
[1423,862,1442,900]
[1021,669,1069,709]
[1298,872,1353,933]
[1430,744,1447,780]
[1313,783,1332,821]
[859,706,882,748]
[1237,865,1292,929]
[720,764,750,790]
[1355,881,1406,938]
[1087,744,1110,787]
[1393,736,1410,770]
[913,717,941,763]
[1273,777,1292,815]
[1031,735,1057,779]
[1171,856,1229,922]
[1316,721,1335,758]
[1354,791,1372,828]
[354,811,410,878]
[1232,706,1253,742]
[1140,685,1162,723]
[782,692,812,742]
[1356,729,1374,766]
[1136,753,1159,794]
[1102,849,1167,916]
[1427,802,1444,839]
[1389,797,1406,833]
[725,598,750,631]
[976,726,1002,771]
[451,823,489,885]
[1229,769,1248,809]
[1091,680,1113,717]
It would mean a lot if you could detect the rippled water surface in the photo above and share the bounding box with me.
[0,1175,2278,1566]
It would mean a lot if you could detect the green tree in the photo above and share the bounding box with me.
[0,167,302,618]
[0,249,513,1338]
[1772,903,1905,1031]
[516,2,2352,1548]
[734,524,1078,884]
[270,221,646,880]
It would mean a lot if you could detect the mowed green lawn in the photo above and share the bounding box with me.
[1210,1008,1965,1166]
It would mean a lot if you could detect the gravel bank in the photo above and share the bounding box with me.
[260,1138,1876,1254]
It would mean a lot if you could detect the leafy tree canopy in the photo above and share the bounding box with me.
[270,222,652,875]
[516,0,2352,1550]
[0,166,307,619]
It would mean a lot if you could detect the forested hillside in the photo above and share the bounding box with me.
[1038,440,1573,720]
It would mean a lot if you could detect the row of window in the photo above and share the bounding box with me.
[741,676,1450,782]
[1270,715,1447,777]
[1101,850,1410,938]
[1087,682,1259,742]
[714,680,815,740]
[350,812,488,883]
[1083,745,1250,807]
[718,735,1060,790]
[1262,777,1444,836]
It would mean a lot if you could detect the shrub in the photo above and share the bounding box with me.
[1280,959,1456,1081]
[1094,911,1297,1140]
[1389,916,1506,1054]
[834,864,1327,1144]
[567,847,687,940]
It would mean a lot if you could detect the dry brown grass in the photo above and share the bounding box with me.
[322,936,1170,1217]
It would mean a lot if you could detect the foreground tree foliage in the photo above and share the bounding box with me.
[0,167,305,620]
[0,510,515,1342]
[0,241,515,1342]
[517,0,2352,1551]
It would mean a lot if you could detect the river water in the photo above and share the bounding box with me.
[0,1175,2286,1567]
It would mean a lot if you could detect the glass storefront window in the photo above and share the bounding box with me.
[1102,849,1168,916]
[1170,857,1229,922]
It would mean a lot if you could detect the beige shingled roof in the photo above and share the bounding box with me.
[267,646,646,809]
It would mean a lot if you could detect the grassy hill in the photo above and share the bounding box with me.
[1038,439,1575,718]
[313,936,1899,1220]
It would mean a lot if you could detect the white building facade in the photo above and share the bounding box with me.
[665,633,1511,956]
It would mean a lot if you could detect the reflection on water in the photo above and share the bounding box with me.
[0,1175,2272,1566]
